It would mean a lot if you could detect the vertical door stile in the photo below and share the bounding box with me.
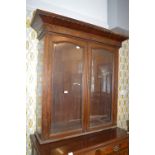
[113,49,119,125]
[85,42,91,131]
[82,42,87,132]
[49,35,54,135]
[42,35,53,139]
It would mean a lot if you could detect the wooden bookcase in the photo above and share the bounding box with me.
[30,9,129,155]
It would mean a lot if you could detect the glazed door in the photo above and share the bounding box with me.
[88,43,118,130]
[50,35,87,137]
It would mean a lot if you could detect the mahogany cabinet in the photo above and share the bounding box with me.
[30,127,128,155]
[30,9,128,155]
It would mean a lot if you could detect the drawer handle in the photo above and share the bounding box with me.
[113,145,120,152]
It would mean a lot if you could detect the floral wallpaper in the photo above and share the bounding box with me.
[26,9,129,155]
[117,40,129,130]
[26,9,38,155]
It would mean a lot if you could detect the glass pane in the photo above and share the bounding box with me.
[90,48,113,127]
[51,42,83,133]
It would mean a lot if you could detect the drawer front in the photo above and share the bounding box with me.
[74,150,96,155]
[118,148,129,155]
[95,139,129,155]
[74,139,128,155]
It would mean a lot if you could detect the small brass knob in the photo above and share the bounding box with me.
[113,145,120,152]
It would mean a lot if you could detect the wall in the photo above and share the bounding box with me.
[26,9,38,155]
[26,0,108,28]
[117,40,129,130]
[26,9,129,155]
[108,0,117,29]
[108,0,129,31]
[117,0,129,30]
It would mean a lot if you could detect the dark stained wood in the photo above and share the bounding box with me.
[31,9,128,44]
[113,49,119,125]
[31,9,129,154]
[31,127,128,155]
[41,35,52,140]
[45,24,122,47]
[37,34,120,141]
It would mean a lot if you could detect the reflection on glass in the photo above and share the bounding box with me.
[90,49,113,127]
[51,42,83,133]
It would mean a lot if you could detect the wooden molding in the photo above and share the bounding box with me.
[31,9,128,42]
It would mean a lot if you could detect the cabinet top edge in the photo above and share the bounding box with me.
[31,9,128,42]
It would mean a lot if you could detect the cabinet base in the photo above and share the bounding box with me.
[30,127,129,155]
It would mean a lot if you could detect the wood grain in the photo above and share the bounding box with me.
[31,9,128,153]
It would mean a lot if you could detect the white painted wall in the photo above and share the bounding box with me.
[108,0,129,31]
[108,0,117,29]
[117,0,129,30]
[26,0,108,28]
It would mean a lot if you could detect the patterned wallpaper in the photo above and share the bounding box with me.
[26,9,38,155]
[117,40,129,130]
[26,9,129,155]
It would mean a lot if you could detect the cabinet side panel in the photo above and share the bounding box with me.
[36,39,44,134]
